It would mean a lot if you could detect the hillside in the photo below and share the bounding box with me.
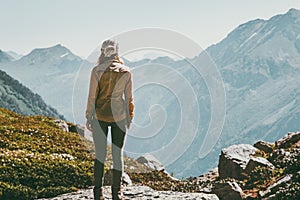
[0,69,64,119]
[0,108,151,199]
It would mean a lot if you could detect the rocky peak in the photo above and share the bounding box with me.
[287,8,300,19]
[19,44,81,65]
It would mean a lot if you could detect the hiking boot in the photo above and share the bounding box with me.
[93,187,104,200]
[111,186,123,200]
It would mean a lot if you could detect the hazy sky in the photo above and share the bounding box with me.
[1,0,300,58]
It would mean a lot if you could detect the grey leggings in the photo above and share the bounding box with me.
[92,119,126,188]
[92,120,126,171]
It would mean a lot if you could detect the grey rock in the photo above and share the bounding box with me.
[37,185,219,200]
[122,172,133,186]
[54,119,69,132]
[103,169,132,186]
[260,174,293,198]
[68,123,85,137]
[218,144,257,179]
[245,157,275,174]
[268,148,290,167]
[212,181,245,200]
[254,140,274,153]
[136,153,165,171]
[275,132,300,149]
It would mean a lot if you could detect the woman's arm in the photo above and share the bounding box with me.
[86,68,100,129]
[125,72,134,128]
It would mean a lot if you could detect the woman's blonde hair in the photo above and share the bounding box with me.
[97,53,124,65]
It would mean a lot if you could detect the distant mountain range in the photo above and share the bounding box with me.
[0,8,299,178]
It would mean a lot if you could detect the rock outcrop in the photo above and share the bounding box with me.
[214,132,300,199]
[244,157,274,173]
[38,185,219,200]
[68,123,85,137]
[275,131,300,149]
[103,169,132,186]
[136,153,165,171]
[54,119,69,132]
[254,140,274,153]
[212,181,245,200]
[218,144,257,179]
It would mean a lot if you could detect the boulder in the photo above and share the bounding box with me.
[259,174,293,198]
[54,119,69,132]
[218,144,257,179]
[245,157,275,174]
[69,123,85,137]
[103,169,132,186]
[212,181,245,200]
[136,153,165,171]
[254,140,274,153]
[122,172,133,186]
[275,132,300,149]
[268,148,291,167]
[269,148,300,173]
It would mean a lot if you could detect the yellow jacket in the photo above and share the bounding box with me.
[86,59,134,123]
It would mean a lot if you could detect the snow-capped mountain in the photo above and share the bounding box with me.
[0,50,14,63]
[0,44,89,121]
[0,69,63,118]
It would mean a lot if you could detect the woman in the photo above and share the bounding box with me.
[85,39,134,200]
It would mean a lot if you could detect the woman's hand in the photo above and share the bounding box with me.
[127,122,131,129]
[86,120,93,132]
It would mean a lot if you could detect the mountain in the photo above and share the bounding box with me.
[0,69,64,119]
[205,8,300,148]
[0,50,14,63]
[0,44,89,121]
[6,50,23,60]
[167,8,300,177]
[119,8,300,178]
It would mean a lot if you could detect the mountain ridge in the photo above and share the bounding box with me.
[0,69,64,119]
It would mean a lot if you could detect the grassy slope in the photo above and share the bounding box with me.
[0,108,149,199]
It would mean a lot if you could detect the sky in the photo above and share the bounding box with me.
[1,0,300,59]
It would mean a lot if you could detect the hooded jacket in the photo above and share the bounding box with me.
[86,58,134,123]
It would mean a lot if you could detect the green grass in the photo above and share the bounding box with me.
[0,107,152,199]
[0,108,94,199]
